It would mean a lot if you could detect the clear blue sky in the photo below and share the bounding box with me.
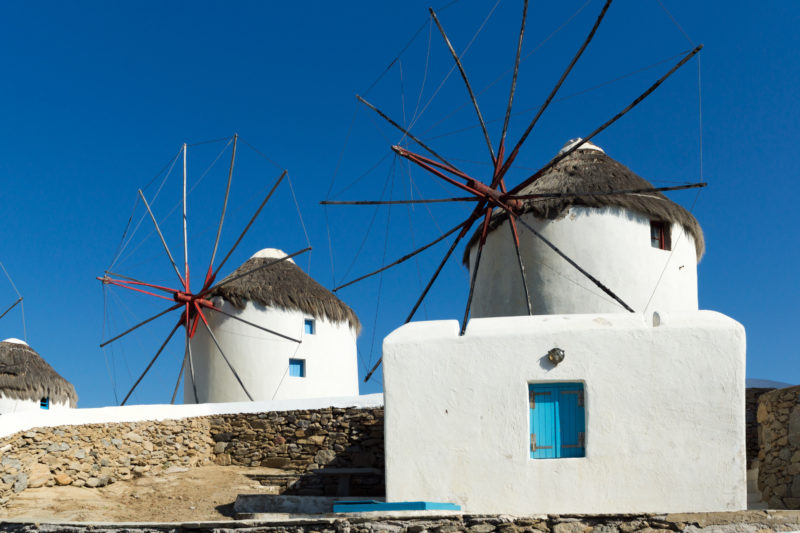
[0,1,797,407]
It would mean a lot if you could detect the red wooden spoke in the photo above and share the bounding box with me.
[394,147,507,208]
[99,277,176,302]
[103,272,177,294]
[393,146,474,182]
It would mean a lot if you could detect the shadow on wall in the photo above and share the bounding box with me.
[209,407,385,497]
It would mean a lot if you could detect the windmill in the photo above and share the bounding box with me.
[322,0,706,382]
[98,135,311,405]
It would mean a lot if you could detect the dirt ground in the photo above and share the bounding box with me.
[0,465,279,523]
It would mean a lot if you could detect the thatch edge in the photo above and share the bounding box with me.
[462,151,705,265]
[0,342,78,407]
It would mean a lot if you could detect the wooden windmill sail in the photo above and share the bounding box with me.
[322,0,706,382]
[98,135,311,405]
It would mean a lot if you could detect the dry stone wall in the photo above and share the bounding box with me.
[757,385,800,509]
[0,406,383,504]
[746,387,774,468]
[2,510,800,533]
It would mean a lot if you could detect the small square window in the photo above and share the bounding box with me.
[289,358,306,377]
[304,318,315,335]
[40,397,49,410]
[650,220,671,251]
[529,383,585,459]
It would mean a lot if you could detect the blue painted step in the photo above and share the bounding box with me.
[333,501,461,513]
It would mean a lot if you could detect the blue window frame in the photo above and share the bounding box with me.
[40,397,49,410]
[289,358,305,377]
[529,382,585,459]
[304,318,315,335]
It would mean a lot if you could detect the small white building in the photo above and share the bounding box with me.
[186,249,361,404]
[382,141,746,515]
[466,139,704,317]
[0,338,77,414]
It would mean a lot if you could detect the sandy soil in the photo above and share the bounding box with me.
[0,465,280,523]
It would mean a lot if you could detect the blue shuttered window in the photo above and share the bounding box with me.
[40,397,49,410]
[529,382,585,459]
[304,319,315,334]
[289,358,305,377]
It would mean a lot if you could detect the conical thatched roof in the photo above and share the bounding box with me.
[0,339,78,407]
[464,141,704,264]
[209,249,361,333]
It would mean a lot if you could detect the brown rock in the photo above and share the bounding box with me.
[54,473,72,486]
[261,457,290,468]
[215,454,231,466]
[27,463,52,489]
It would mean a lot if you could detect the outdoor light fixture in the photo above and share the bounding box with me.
[547,348,565,366]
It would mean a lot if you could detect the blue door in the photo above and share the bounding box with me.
[529,383,585,459]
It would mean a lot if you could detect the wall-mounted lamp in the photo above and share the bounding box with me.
[547,348,565,366]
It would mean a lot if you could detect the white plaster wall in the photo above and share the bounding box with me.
[468,207,698,317]
[0,393,383,439]
[383,311,746,515]
[0,395,70,415]
[186,298,359,404]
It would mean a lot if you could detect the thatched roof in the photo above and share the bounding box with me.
[0,339,78,407]
[464,142,704,264]
[209,249,361,333]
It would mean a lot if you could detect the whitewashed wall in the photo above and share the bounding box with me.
[383,311,746,514]
[468,206,698,317]
[0,396,70,415]
[186,299,359,403]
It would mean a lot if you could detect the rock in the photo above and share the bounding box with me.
[783,497,800,509]
[469,524,496,533]
[86,477,101,488]
[553,523,588,533]
[13,473,28,493]
[792,475,800,498]
[215,454,232,466]
[124,431,144,443]
[27,463,52,488]
[789,406,800,446]
[214,442,228,454]
[261,457,290,468]
[308,435,326,446]
[1,457,21,469]
[54,473,73,486]
[213,432,234,442]
[314,449,336,465]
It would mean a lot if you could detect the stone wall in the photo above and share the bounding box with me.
[757,385,800,509]
[0,406,383,504]
[746,387,774,468]
[2,510,800,533]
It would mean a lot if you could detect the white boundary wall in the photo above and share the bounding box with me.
[383,311,746,514]
[0,393,383,440]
